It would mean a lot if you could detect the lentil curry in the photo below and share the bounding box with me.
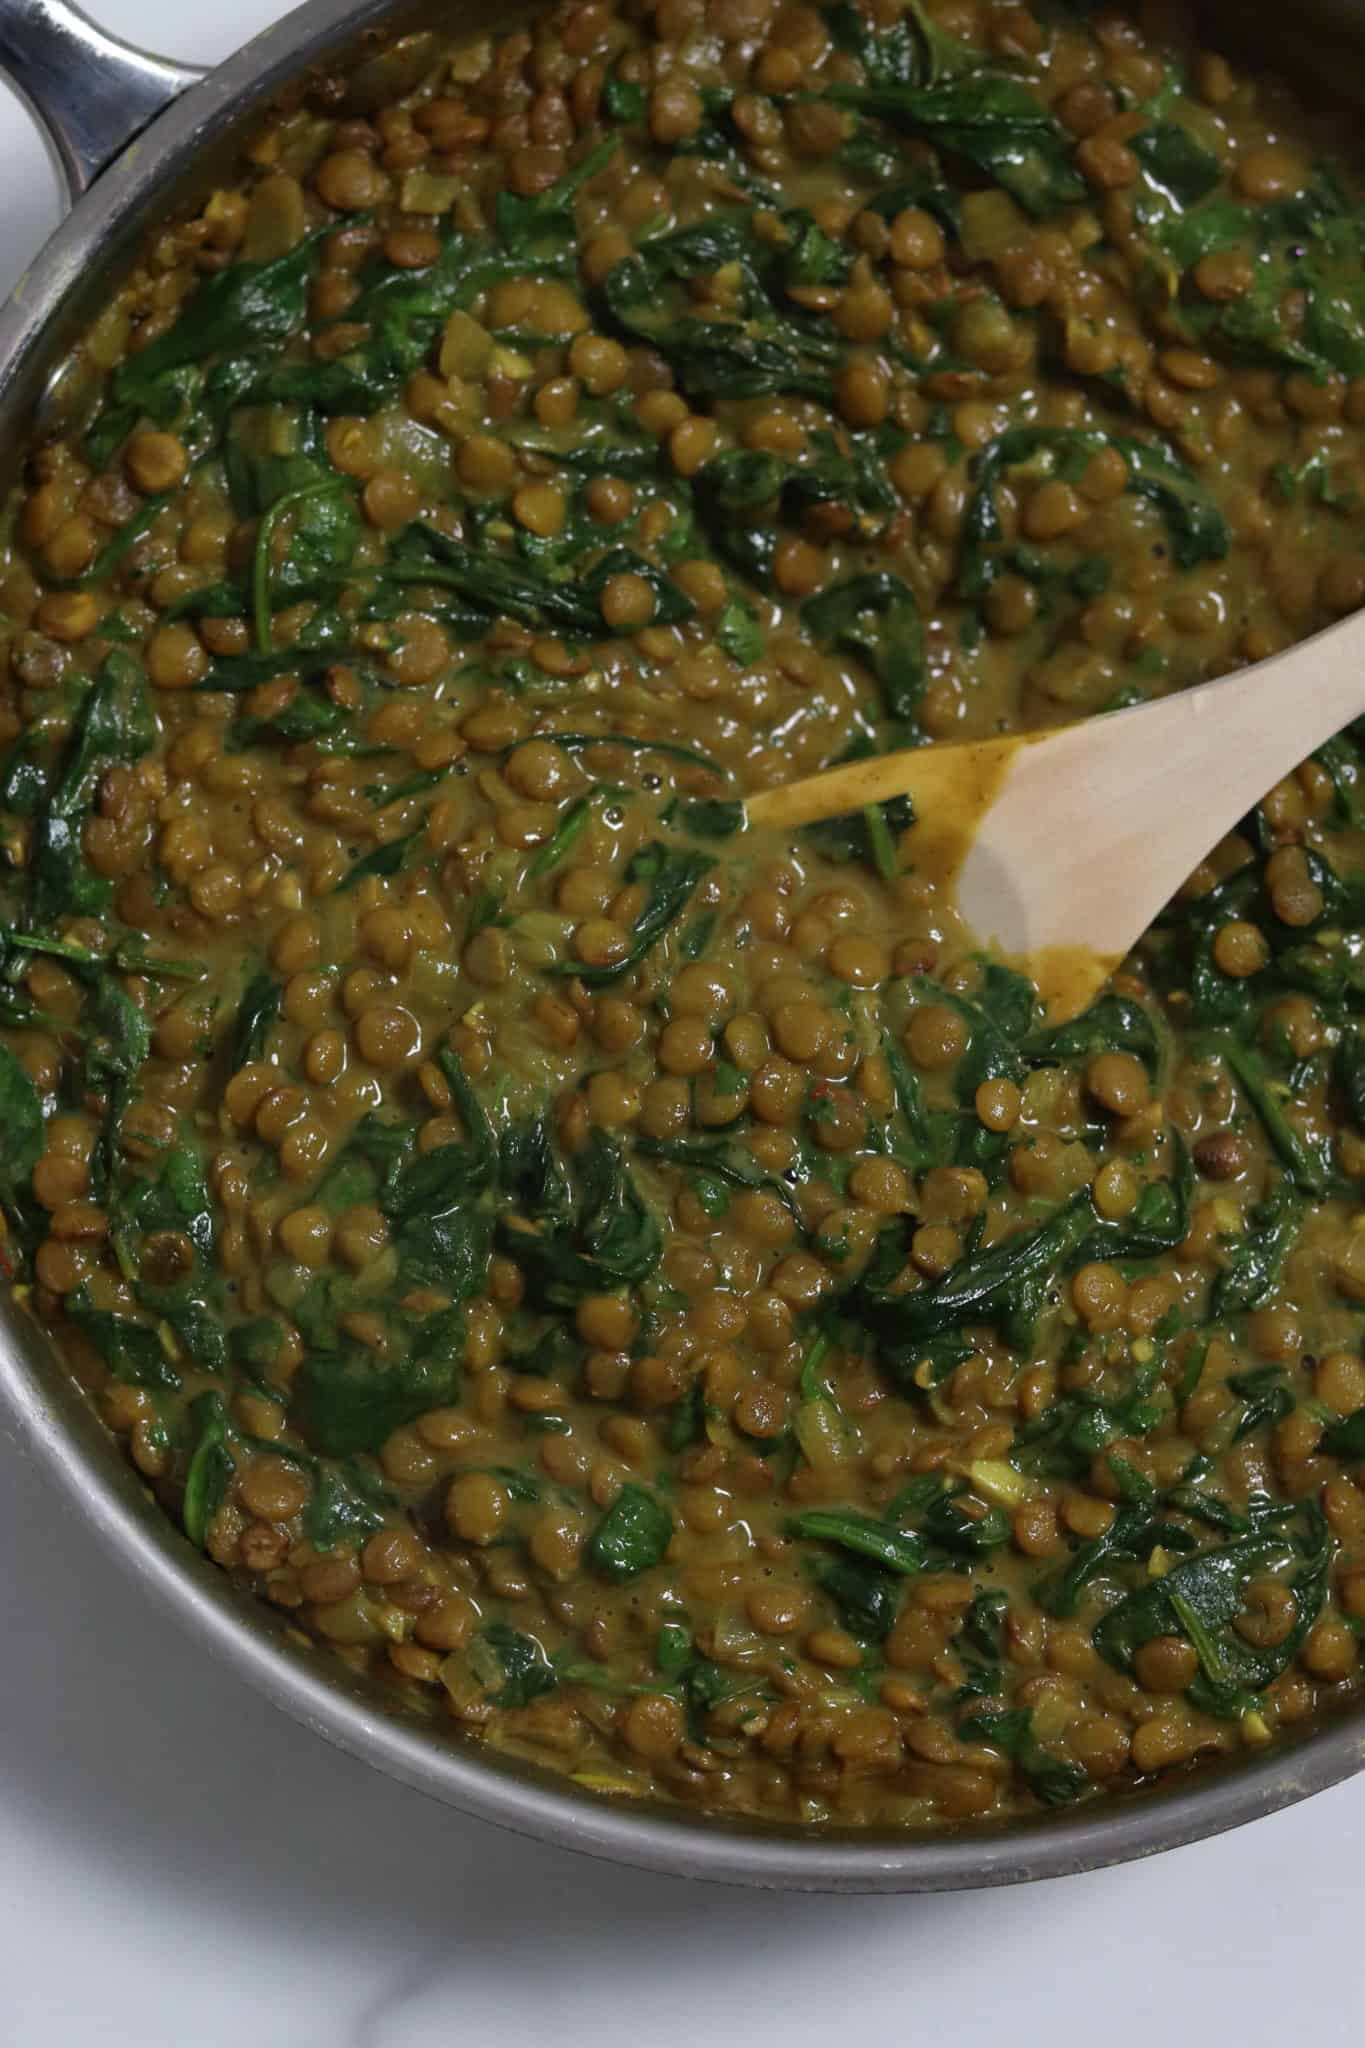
[4,0,1365,1830]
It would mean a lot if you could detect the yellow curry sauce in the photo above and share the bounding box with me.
[4,0,1365,1825]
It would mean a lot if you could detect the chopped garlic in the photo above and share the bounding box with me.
[963,1458,1033,1509]
[488,344,533,379]
[571,1770,647,1796]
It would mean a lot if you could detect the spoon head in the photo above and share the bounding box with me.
[888,735,1120,1024]
[1006,944,1121,1026]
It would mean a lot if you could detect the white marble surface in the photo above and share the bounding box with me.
[0,7,1362,2042]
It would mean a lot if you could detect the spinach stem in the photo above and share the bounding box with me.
[798,1330,832,1403]
[862,802,900,883]
[1168,1588,1232,1685]
[527,792,596,880]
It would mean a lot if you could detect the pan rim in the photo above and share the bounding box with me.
[1,0,1363,1891]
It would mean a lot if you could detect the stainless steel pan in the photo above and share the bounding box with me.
[2,0,1364,1892]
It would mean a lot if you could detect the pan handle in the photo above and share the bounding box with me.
[0,0,202,203]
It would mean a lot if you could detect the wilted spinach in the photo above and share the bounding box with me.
[959,426,1227,596]
[815,75,1085,215]
[599,215,841,402]
[501,1128,661,1307]
[587,1483,674,1580]
[554,841,714,987]
[959,1707,1090,1804]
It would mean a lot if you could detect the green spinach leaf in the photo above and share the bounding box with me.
[587,1483,673,1580]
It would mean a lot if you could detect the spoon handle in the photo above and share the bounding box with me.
[958,610,1365,966]
[747,612,1365,842]
[744,730,1025,831]
[744,612,1365,1023]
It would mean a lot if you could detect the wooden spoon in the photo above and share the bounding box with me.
[745,614,1365,1022]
